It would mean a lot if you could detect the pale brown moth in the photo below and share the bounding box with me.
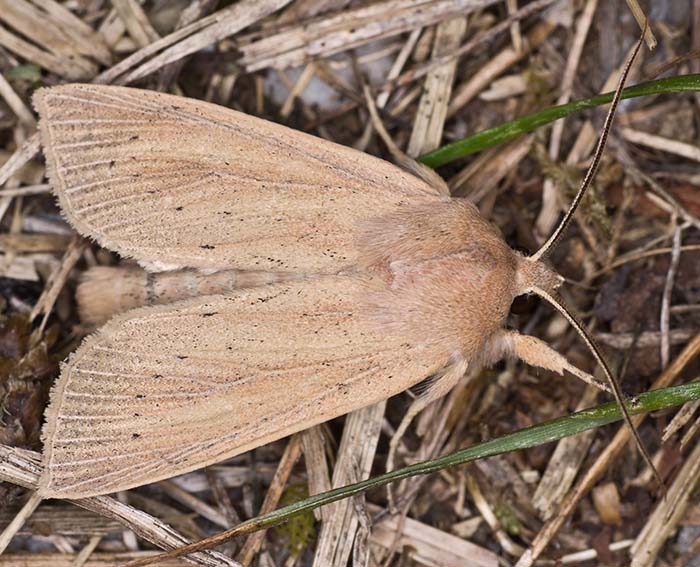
[34,32,653,499]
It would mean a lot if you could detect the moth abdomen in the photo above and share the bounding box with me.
[77,265,302,325]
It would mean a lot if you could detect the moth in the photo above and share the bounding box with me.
[34,53,649,499]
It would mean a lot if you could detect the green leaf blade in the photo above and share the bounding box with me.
[419,74,700,168]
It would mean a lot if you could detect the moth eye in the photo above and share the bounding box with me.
[511,244,532,257]
[510,293,537,315]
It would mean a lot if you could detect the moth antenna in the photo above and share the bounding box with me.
[362,84,450,196]
[531,285,666,495]
[531,20,648,261]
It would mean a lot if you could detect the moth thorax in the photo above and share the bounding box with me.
[514,255,563,296]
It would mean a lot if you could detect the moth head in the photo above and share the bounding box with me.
[514,254,563,298]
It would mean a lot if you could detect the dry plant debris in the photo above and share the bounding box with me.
[0,1,699,566]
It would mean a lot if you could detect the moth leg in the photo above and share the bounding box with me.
[488,330,611,393]
[386,359,468,510]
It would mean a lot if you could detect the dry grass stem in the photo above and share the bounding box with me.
[596,328,696,349]
[660,222,683,368]
[0,552,202,566]
[239,0,500,72]
[0,71,35,127]
[623,0,657,49]
[300,427,331,522]
[663,399,700,442]
[621,127,700,162]
[313,401,386,567]
[447,17,556,117]
[28,237,85,334]
[0,134,41,188]
[630,439,700,566]
[97,0,292,85]
[237,436,303,566]
[0,0,107,79]
[0,445,238,567]
[532,385,599,520]
[157,481,232,530]
[506,0,522,52]
[0,491,42,553]
[381,0,557,93]
[465,474,524,557]
[111,0,160,49]
[450,135,533,200]
[407,16,466,156]
[536,0,597,241]
[369,503,498,567]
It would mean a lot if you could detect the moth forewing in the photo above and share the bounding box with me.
[34,84,443,274]
[41,275,453,498]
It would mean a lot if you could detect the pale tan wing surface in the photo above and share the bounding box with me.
[41,275,449,499]
[34,84,444,273]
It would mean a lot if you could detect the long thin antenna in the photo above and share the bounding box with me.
[532,286,665,493]
[531,21,647,262]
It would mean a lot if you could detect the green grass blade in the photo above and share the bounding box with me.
[219,381,700,537]
[419,74,700,168]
